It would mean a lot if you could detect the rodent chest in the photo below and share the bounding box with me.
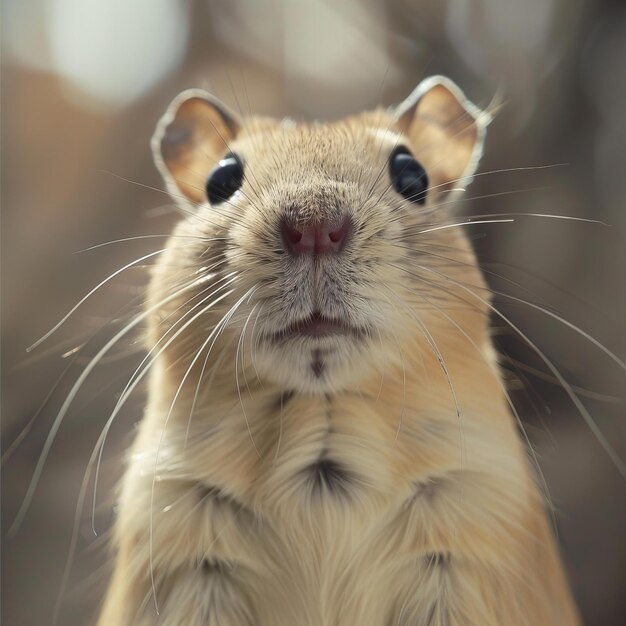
[181,391,400,520]
[253,402,355,509]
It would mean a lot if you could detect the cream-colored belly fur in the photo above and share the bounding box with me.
[98,334,578,626]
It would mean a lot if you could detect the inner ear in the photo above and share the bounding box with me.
[152,90,241,203]
[394,76,488,194]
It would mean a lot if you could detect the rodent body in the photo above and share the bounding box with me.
[97,77,580,625]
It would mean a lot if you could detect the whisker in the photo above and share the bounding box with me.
[418,290,558,536]
[75,234,224,252]
[234,289,263,458]
[489,290,625,370]
[397,186,551,224]
[9,278,202,535]
[273,390,285,463]
[27,248,170,352]
[248,301,266,386]
[90,274,242,534]
[423,163,569,196]
[183,340,235,451]
[499,355,622,404]
[148,284,258,613]
[238,302,260,400]
[414,218,514,235]
[100,170,248,232]
[390,240,623,369]
[395,262,625,478]
[382,285,463,464]
[2,359,75,467]
[459,212,608,226]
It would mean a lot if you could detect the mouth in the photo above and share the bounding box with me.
[271,312,363,342]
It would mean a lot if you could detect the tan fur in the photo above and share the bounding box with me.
[97,77,579,625]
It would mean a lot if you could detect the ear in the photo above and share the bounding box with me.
[394,76,489,193]
[152,89,241,203]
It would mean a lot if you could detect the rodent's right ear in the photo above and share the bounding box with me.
[152,90,241,203]
[394,76,490,193]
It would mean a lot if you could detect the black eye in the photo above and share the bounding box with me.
[205,153,244,205]
[389,146,428,205]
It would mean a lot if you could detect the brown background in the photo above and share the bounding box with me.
[2,1,624,624]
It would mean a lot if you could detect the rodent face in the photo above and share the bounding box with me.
[151,77,490,394]
[224,122,418,392]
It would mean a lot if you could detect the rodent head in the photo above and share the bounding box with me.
[150,76,491,394]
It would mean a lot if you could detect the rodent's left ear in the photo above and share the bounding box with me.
[152,90,241,203]
[394,76,490,192]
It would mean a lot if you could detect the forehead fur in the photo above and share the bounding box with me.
[235,111,396,175]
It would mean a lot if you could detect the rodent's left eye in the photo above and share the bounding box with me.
[389,146,428,205]
[205,152,244,206]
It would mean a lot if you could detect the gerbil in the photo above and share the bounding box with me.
[96,76,580,625]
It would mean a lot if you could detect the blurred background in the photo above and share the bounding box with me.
[1,0,624,624]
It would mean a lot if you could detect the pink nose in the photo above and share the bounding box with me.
[282,216,352,256]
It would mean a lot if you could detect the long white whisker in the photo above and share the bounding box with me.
[148,284,258,614]
[234,292,263,458]
[248,301,266,386]
[399,262,625,478]
[183,341,234,451]
[238,302,260,399]
[415,218,514,235]
[390,240,624,369]
[9,278,201,535]
[75,234,224,252]
[383,285,463,464]
[27,248,170,352]
[90,274,241,534]
[418,291,558,535]
[489,289,625,370]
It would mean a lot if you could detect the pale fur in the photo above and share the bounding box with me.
[97,77,579,625]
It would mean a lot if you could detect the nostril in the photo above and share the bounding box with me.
[281,220,304,250]
[327,216,351,248]
[288,228,303,245]
[328,227,343,243]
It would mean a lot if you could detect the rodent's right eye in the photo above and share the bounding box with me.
[389,146,428,206]
[205,152,244,206]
